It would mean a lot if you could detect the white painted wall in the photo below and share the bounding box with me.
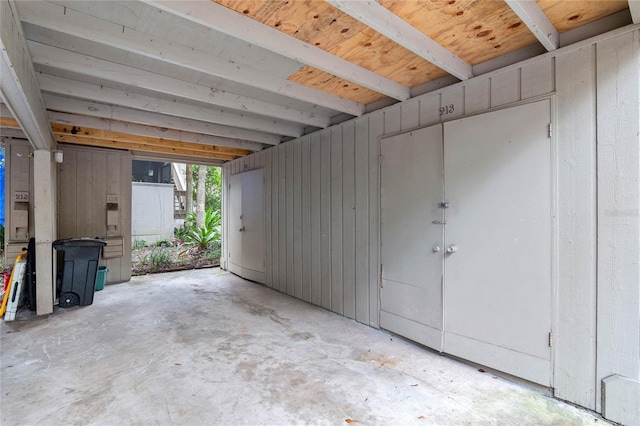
[222,26,640,421]
[131,182,174,245]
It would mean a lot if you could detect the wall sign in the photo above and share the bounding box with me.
[439,104,455,117]
[14,191,29,202]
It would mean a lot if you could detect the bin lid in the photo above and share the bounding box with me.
[53,238,108,249]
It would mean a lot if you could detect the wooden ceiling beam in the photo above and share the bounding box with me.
[504,0,559,51]
[629,0,640,24]
[28,41,331,129]
[55,135,242,162]
[38,73,304,138]
[326,0,473,81]
[48,111,265,152]
[0,116,20,129]
[18,1,365,116]
[51,123,251,157]
[43,94,278,147]
[142,0,410,101]
[2,114,251,160]
[0,0,55,150]
[131,152,224,167]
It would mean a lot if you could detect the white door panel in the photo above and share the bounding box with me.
[443,99,552,385]
[378,100,553,386]
[380,125,444,351]
[228,173,243,276]
[227,169,265,284]
[241,169,265,276]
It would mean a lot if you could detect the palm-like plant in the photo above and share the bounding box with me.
[185,209,221,250]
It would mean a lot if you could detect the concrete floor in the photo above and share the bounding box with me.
[1,269,608,426]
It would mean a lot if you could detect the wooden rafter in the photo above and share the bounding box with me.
[51,123,250,161]
[18,1,365,116]
[1,117,250,161]
[43,95,279,146]
[48,111,265,152]
[56,135,241,161]
[142,0,410,102]
[630,0,640,24]
[0,0,55,149]
[29,41,331,129]
[504,0,559,51]
[38,74,304,138]
[326,0,473,81]
[0,116,20,129]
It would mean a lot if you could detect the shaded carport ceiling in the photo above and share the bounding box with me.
[1,0,637,163]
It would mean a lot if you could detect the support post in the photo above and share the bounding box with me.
[33,150,56,315]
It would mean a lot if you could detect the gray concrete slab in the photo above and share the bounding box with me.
[2,269,608,425]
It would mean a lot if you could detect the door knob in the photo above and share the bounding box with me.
[446,245,457,253]
[433,246,441,252]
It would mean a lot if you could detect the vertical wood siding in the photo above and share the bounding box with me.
[221,28,639,414]
[57,146,131,283]
[554,45,598,410]
[595,29,640,414]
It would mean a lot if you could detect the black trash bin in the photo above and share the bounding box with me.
[53,238,107,308]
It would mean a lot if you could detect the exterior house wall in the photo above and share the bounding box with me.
[131,182,174,245]
[57,145,132,284]
[4,140,58,314]
[3,138,35,266]
[222,26,640,420]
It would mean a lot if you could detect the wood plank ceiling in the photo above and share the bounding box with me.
[0,0,634,163]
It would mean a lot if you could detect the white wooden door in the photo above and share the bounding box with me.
[239,169,265,283]
[228,173,243,276]
[227,169,265,283]
[443,100,552,386]
[380,125,445,351]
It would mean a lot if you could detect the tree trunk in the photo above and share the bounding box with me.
[196,165,207,227]
[185,164,193,217]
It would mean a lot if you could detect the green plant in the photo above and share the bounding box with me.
[183,210,197,230]
[187,227,218,251]
[155,239,172,247]
[174,226,188,242]
[184,209,221,251]
[148,248,172,268]
[133,239,147,249]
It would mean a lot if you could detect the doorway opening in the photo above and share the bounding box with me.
[131,161,222,275]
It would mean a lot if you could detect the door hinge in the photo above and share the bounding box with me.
[548,332,553,347]
[380,264,383,288]
[548,123,552,138]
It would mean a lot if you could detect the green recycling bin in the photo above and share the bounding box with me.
[95,266,109,291]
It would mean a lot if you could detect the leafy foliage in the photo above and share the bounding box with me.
[133,239,148,249]
[191,166,222,212]
[182,208,221,251]
[155,239,172,247]
[138,247,173,268]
